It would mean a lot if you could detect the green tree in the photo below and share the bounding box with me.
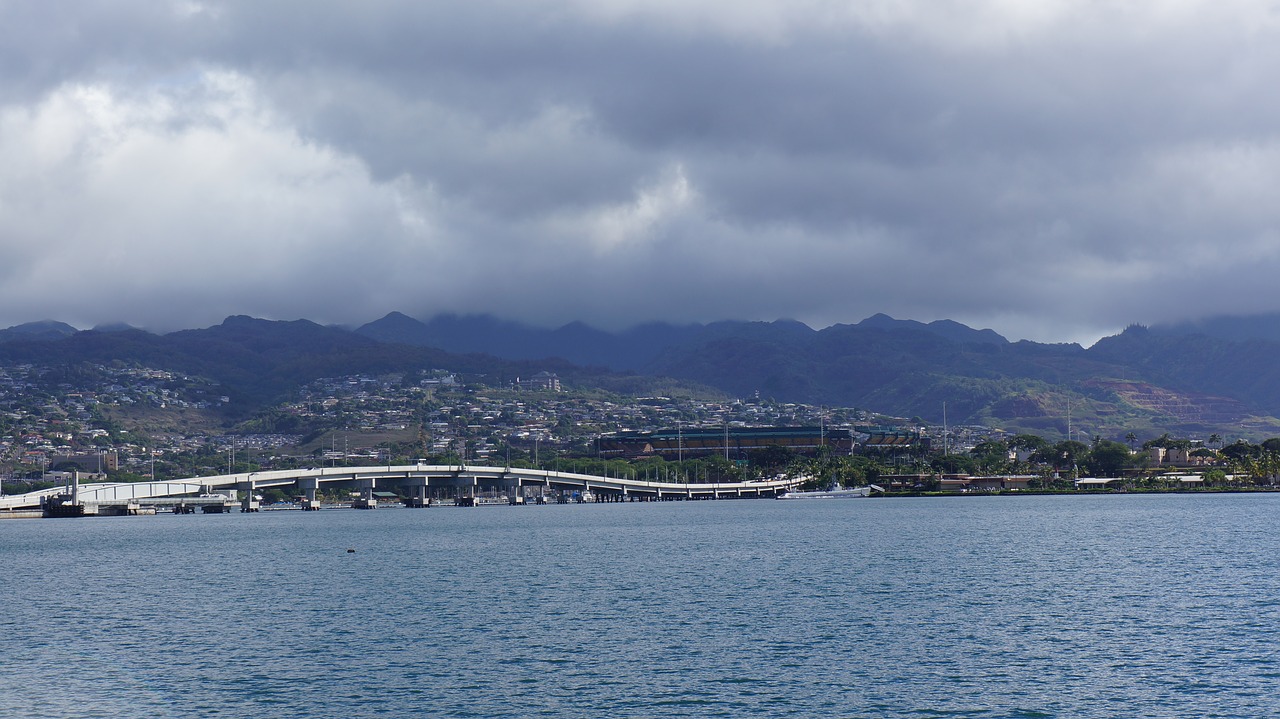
[1221,440,1261,463]
[1009,434,1049,452]
[1033,440,1089,475]
[1086,440,1132,477]
[1203,468,1227,487]
[931,453,976,475]
[749,445,795,469]
[969,440,1010,473]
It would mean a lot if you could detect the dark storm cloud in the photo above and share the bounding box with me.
[3,0,1280,343]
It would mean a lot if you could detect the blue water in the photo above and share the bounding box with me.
[3,494,1279,718]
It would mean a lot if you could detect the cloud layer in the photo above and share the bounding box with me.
[4,1,1280,343]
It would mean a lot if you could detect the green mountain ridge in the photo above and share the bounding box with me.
[4,313,1280,440]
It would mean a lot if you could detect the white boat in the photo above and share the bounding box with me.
[777,484,871,499]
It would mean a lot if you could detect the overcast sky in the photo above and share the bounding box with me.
[3,1,1279,345]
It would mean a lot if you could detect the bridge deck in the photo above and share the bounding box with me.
[0,465,801,511]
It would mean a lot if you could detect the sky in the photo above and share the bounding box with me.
[3,1,1280,345]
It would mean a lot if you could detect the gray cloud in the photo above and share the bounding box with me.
[3,0,1280,344]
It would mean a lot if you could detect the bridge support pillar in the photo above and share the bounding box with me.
[457,481,476,507]
[354,477,377,509]
[297,478,320,510]
[403,478,430,508]
[239,479,259,513]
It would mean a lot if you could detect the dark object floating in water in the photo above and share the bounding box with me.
[347,548,356,553]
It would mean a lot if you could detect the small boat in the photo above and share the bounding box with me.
[777,484,871,499]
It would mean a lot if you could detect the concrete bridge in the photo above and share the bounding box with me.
[0,464,802,515]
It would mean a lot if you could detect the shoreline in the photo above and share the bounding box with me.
[874,486,1280,498]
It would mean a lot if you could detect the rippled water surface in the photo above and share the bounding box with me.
[4,494,1280,717]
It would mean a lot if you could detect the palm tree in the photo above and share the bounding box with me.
[1208,433,1222,450]
[1261,451,1280,487]
[1125,432,1137,449]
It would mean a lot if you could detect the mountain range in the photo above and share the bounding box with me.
[6,311,1280,441]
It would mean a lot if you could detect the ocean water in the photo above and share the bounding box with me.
[3,494,1279,718]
